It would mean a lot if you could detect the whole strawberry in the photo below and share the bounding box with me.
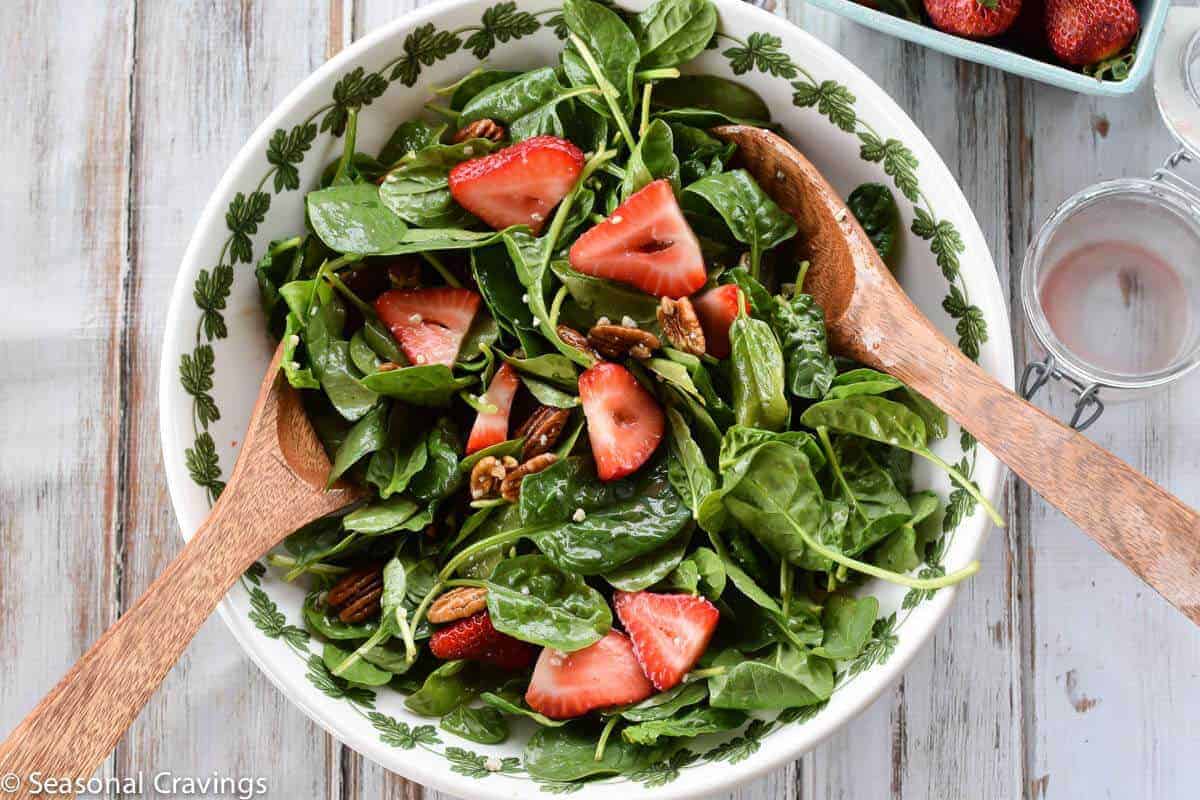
[923,0,1022,39]
[1046,0,1138,66]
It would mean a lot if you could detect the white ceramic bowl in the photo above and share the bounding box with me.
[159,1,1014,796]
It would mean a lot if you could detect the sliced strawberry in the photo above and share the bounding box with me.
[568,179,706,299]
[428,611,536,670]
[525,630,653,719]
[374,287,480,367]
[613,590,720,691]
[578,363,664,481]
[692,284,746,359]
[448,135,584,235]
[466,363,521,454]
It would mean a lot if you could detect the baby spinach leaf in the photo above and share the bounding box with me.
[306,312,380,422]
[519,458,691,574]
[378,120,448,167]
[349,330,381,375]
[460,67,596,141]
[619,681,708,722]
[280,313,319,389]
[895,387,949,442]
[561,0,639,115]
[826,367,903,399]
[826,435,911,553]
[801,396,927,451]
[447,68,523,110]
[500,351,579,390]
[327,402,389,487]
[360,365,476,406]
[375,227,511,256]
[707,645,834,710]
[654,75,771,122]
[659,558,700,593]
[550,262,661,331]
[646,358,704,405]
[684,170,797,277]
[362,317,406,364]
[503,230,593,366]
[812,593,879,661]
[304,592,378,640]
[686,546,726,598]
[405,659,476,716]
[665,406,715,515]
[322,643,393,686]
[604,527,692,592]
[662,348,735,430]
[409,417,463,503]
[632,0,718,69]
[342,496,423,534]
[720,551,781,614]
[522,376,580,408]
[847,182,899,262]
[729,315,789,431]
[480,691,569,727]
[721,267,772,319]
[622,706,746,745]
[524,724,668,781]
[283,515,360,578]
[471,244,542,354]
[718,426,825,475]
[366,435,429,499]
[772,293,837,400]
[440,705,509,744]
[306,183,409,255]
[670,123,736,184]
[622,119,680,198]
[379,139,497,227]
[458,437,525,474]
[486,554,612,651]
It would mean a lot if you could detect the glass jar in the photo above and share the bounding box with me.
[1019,10,1200,430]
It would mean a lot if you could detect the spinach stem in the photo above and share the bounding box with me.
[439,528,528,581]
[634,67,680,82]
[396,607,416,664]
[784,516,980,589]
[323,269,375,318]
[421,252,463,288]
[686,666,726,680]
[549,285,568,328]
[332,109,358,185]
[424,102,460,121]
[567,33,636,151]
[594,715,619,762]
[916,448,1005,527]
[817,426,863,519]
[407,581,444,662]
[265,554,349,575]
[780,558,792,619]
[334,622,389,677]
[443,578,488,589]
[639,83,653,138]
[795,259,811,290]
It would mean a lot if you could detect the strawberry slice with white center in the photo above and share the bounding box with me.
[613,590,720,691]
[692,284,746,359]
[568,179,706,299]
[525,630,653,719]
[466,363,520,454]
[374,287,481,367]
[448,135,584,235]
[578,362,664,481]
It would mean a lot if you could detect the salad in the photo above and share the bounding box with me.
[255,0,1000,783]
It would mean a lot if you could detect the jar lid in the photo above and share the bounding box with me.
[1154,8,1200,160]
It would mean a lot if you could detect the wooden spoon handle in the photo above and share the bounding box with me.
[0,515,254,795]
[889,327,1200,624]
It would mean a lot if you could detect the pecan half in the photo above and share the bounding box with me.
[428,586,489,624]
[517,406,572,460]
[500,453,558,502]
[588,324,661,360]
[453,118,505,144]
[556,324,599,360]
[470,455,509,500]
[657,296,706,356]
[327,564,384,623]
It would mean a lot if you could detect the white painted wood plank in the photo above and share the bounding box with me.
[1011,72,1200,799]
[114,1,341,797]
[0,1,133,790]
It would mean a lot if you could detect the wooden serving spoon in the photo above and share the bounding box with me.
[0,343,363,795]
[712,125,1200,626]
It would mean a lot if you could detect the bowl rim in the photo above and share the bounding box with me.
[158,1,1014,796]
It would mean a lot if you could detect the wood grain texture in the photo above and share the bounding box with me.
[3,0,1200,798]
[0,345,360,794]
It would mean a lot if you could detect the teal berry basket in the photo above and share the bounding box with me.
[802,0,1170,95]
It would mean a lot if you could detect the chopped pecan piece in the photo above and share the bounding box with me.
[556,324,599,359]
[657,296,706,356]
[428,586,490,624]
[500,453,558,502]
[327,564,384,623]
[587,324,661,360]
[453,118,505,144]
[470,455,508,500]
[517,406,572,460]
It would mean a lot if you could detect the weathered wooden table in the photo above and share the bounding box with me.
[3,1,1198,797]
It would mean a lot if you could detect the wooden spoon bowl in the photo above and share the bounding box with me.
[713,124,1200,625]
[0,343,364,795]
